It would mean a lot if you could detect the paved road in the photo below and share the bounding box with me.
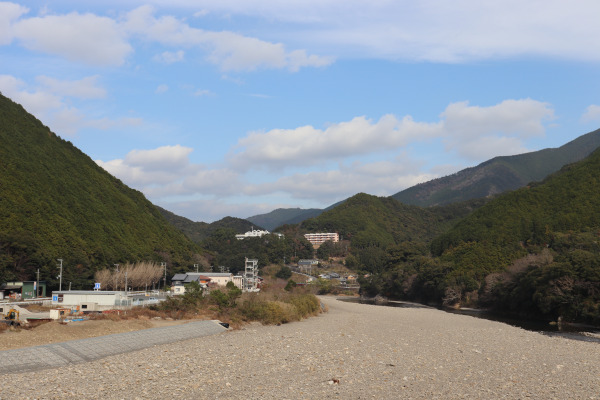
[0,320,228,374]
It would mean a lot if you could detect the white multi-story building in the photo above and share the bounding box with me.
[235,228,283,240]
[235,228,270,240]
[304,232,339,248]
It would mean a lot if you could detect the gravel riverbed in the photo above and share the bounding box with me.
[2,296,599,399]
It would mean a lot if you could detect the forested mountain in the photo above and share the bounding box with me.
[247,208,324,231]
[363,148,600,325]
[300,193,487,271]
[0,94,201,289]
[302,193,486,248]
[157,207,260,243]
[392,128,600,207]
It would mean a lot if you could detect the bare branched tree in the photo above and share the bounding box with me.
[94,262,164,291]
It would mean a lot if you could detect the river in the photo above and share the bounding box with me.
[338,297,600,343]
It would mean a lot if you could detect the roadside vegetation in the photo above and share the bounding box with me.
[89,279,324,329]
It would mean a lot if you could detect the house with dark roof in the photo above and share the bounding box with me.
[171,273,212,295]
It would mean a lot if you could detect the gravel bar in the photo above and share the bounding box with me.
[1,296,599,399]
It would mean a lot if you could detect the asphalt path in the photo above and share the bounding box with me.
[0,320,227,374]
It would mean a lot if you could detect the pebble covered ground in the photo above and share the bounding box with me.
[1,296,599,399]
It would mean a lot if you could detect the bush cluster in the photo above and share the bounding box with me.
[148,281,323,327]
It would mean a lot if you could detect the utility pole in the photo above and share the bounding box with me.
[125,271,128,294]
[161,262,167,291]
[36,269,40,298]
[57,259,63,291]
[114,264,119,291]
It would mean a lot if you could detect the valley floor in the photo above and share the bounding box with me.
[2,295,599,399]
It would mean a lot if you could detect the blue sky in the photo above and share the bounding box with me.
[1,1,599,222]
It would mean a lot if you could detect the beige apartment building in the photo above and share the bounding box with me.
[304,232,339,249]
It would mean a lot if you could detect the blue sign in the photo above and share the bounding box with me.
[52,295,58,301]
[94,282,101,290]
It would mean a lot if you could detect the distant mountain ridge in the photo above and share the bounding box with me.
[246,208,323,231]
[392,128,600,206]
[246,129,600,229]
[157,207,261,243]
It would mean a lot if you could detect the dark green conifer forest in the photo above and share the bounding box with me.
[0,94,201,290]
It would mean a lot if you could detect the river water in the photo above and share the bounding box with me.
[338,297,600,344]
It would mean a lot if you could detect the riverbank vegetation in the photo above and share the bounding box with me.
[151,281,323,328]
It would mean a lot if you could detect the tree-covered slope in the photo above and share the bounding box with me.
[418,148,600,323]
[392,128,600,206]
[302,193,486,249]
[0,94,201,288]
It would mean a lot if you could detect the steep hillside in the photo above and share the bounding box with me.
[0,94,201,288]
[302,193,486,249]
[371,148,600,324]
[392,128,600,206]
[157,207,260,243]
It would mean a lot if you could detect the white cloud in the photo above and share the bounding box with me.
[243,152,436,203]
[0,74,63,117]
[156,0,600,63]
[230,98,553,169]
[0,2,28,45]
[440,99,555,159]
[154,50,185,64]
[36,75,106,99]
[193,10,210,18]
[12,11,132,66]
[441,99,553,139]
[181,169,242,196]
[230,114,442,169]
[97,158,172,186]
[123,5,334,72]
[125,145,193,171]
[155,84,169,94]
[96,146,242,200]
[1,3,333,71]
[193,89,212,96]
[581,105,600,122]
[0,74,141,135]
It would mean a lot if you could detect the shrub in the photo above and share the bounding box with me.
[284,279,297,291]
[275,266,293,280]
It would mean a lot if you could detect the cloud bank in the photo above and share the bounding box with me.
[96,98,556,221]
[0,2,333,71]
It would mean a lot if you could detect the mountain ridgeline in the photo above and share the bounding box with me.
[246,208,324,231]
[157,207,261,243]
[392,128,600,206]
[246,129,600,230]
[0,94,201,289]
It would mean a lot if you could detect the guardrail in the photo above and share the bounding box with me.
[0,298,53,306]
